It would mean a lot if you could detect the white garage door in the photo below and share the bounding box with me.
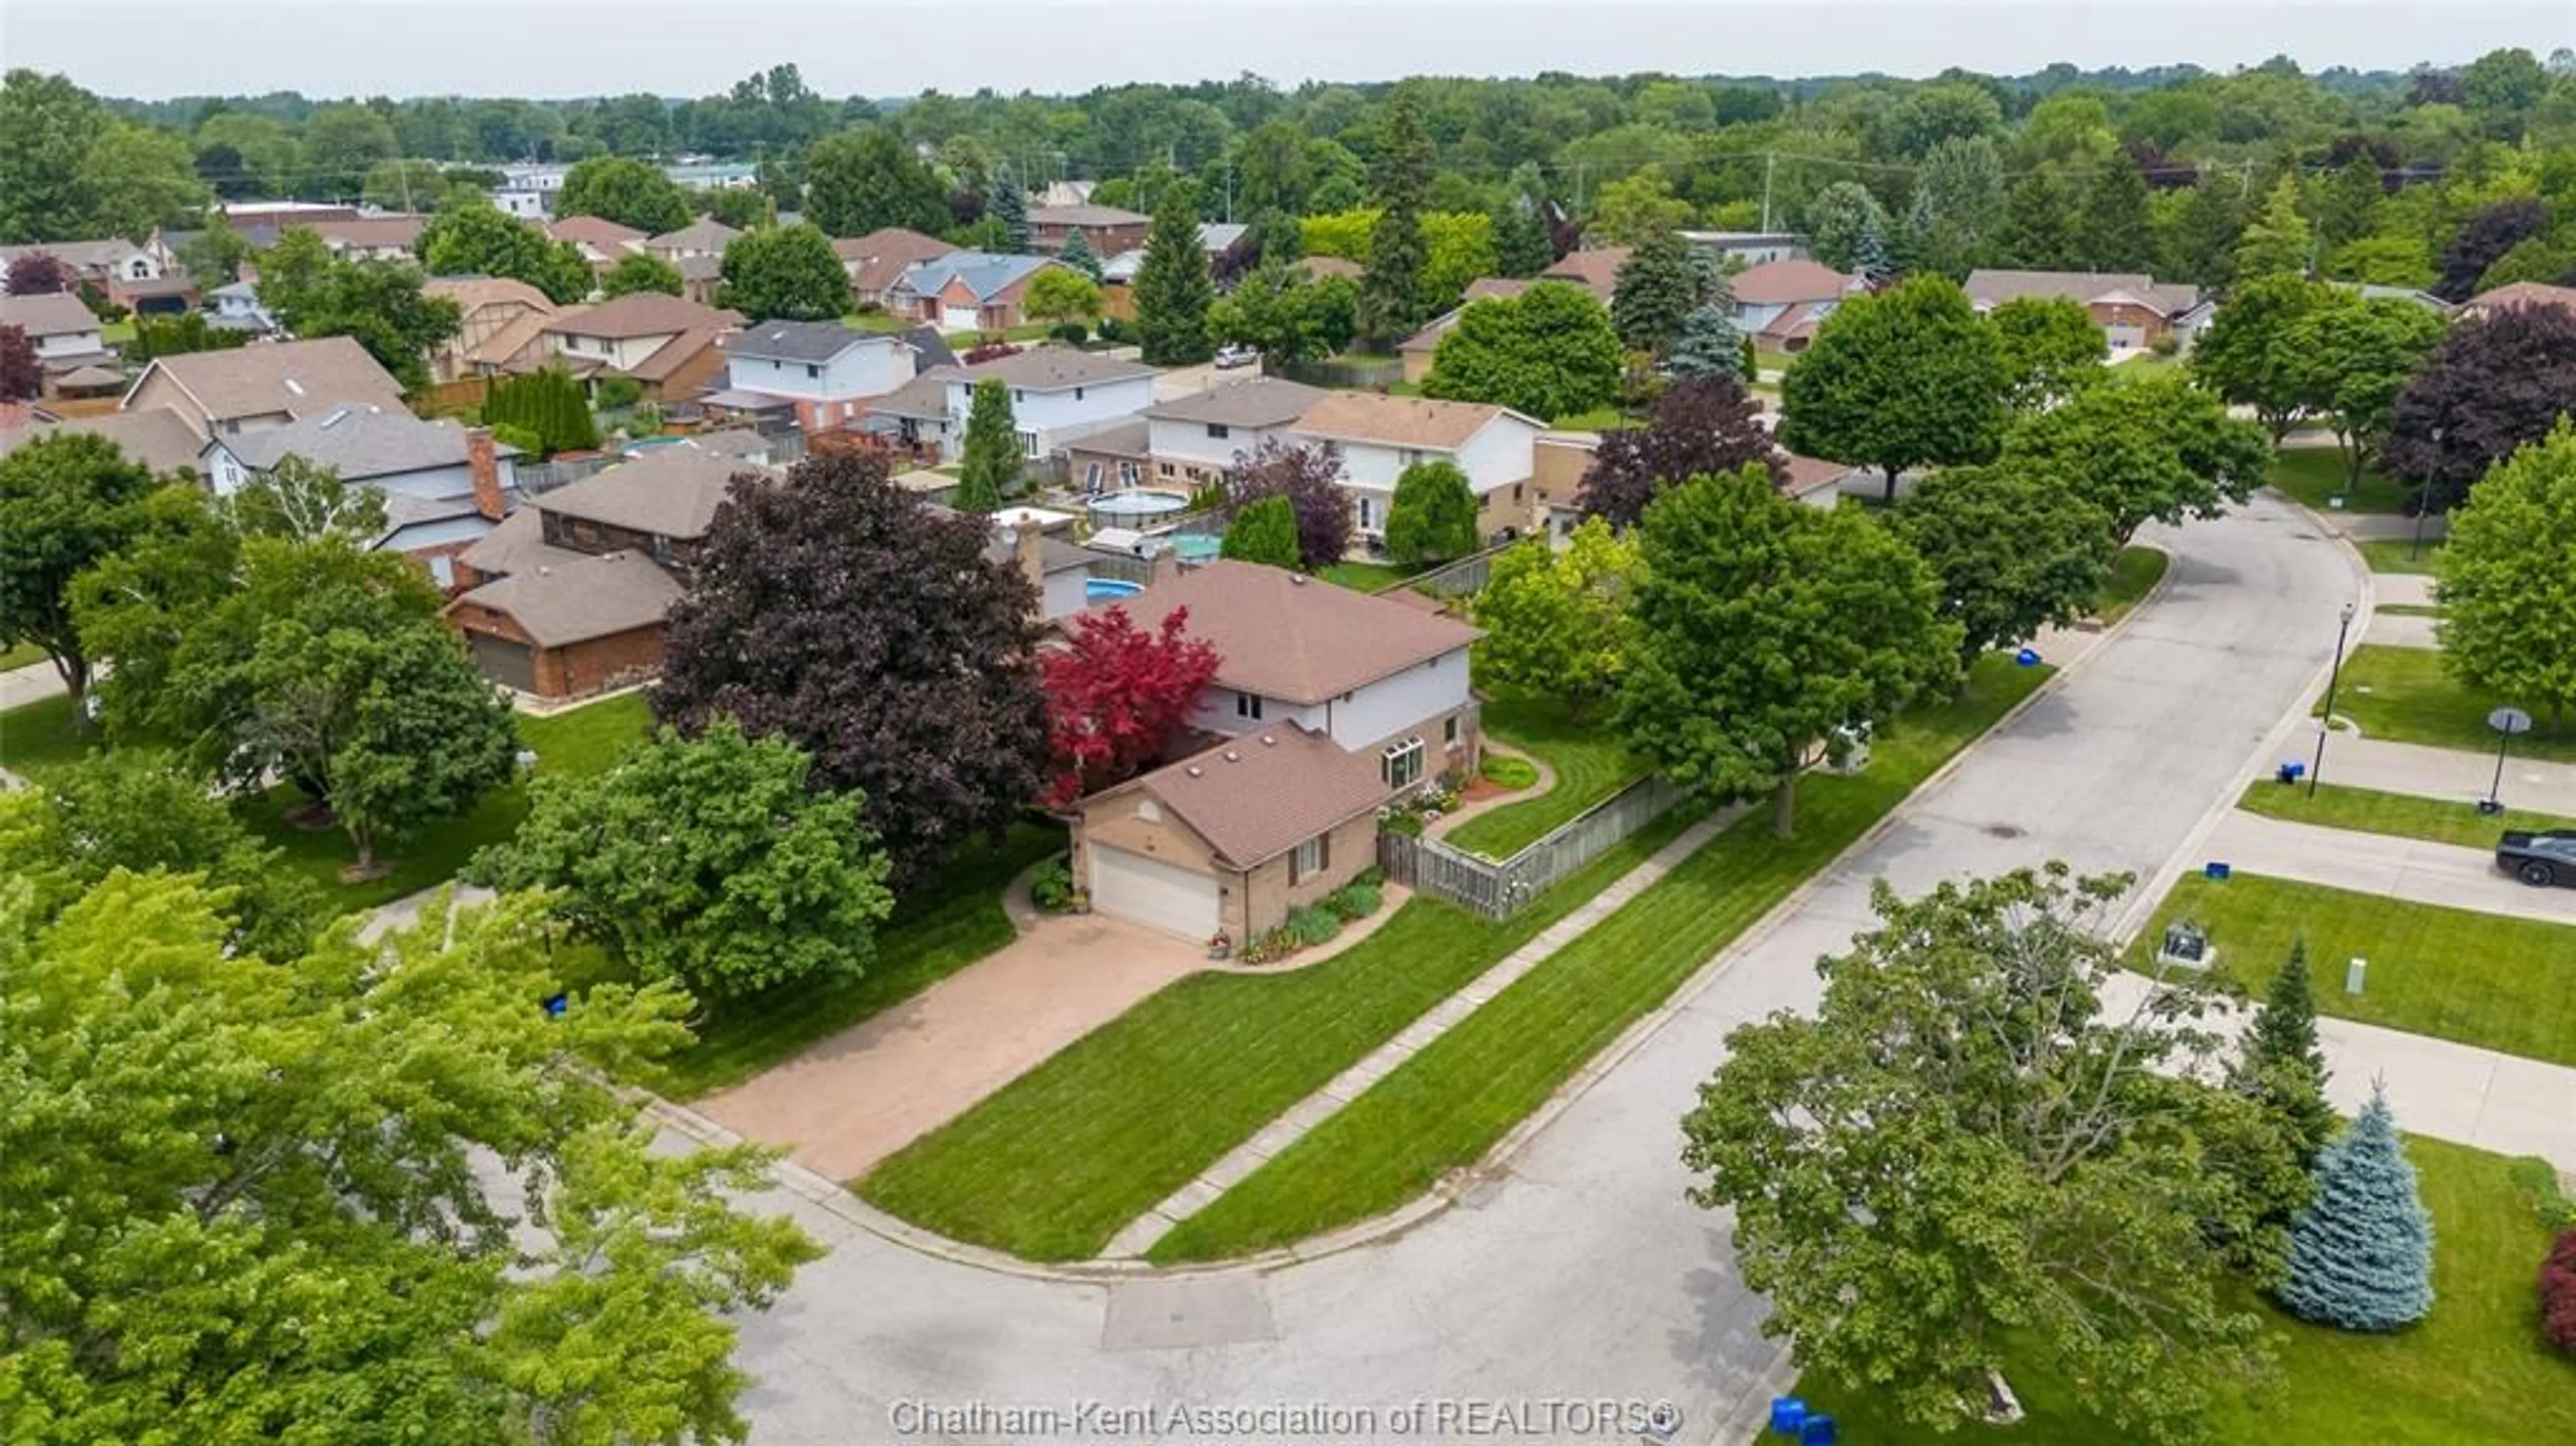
[2106,323,2147,351]
[1089,846,1220,940]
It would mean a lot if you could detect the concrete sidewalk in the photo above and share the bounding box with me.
[2363,611,2438,649]
[2202,810,2576,927]
[2323,734,2576,818]
[2099,971,2576,1168]
[1,661,68,713]
[2373,573,2436,608]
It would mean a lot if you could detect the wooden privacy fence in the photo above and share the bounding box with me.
[1379,773,1687,919]
[1389,541,1515,600]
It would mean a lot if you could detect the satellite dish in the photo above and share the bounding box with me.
[2489,707,2534,736]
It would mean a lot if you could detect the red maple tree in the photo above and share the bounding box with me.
[1042,604,1220,805]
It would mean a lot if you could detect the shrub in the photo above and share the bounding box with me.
[1238,926,1295,965]
[1285,905,1344,947]
[2150,329,2182,358]
[1096,315,1128,343]
[1354,865,1384,888]
[1381,808,1424,838]
[491,423,543,456]
[1050,321,1089,345]
[1029,856,1074,911]
[1481,755,1540,790]
[2509,1156,2576,1229]
[961,340,1024,365]
[594,376,644,410]
[1322,882,1382,922]
[2543,1229,2576,1356]
[629,402,663,436]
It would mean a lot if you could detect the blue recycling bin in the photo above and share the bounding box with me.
[1799,1414,1839,1446]
[1769,1398,1809,1435]
[2204,861,2233,881]
[2276,760,2306,783]
[542,992,569,1019]
[2015,646,2042,667]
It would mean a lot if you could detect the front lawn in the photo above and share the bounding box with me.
[1548,406,1633,432]
[2133,873,2576,1067]
[0,641,46,671]
[1792,1135,2576,1446]
[1152,653,2053,1262]
[2327,645,2576,764]
[2236,780,2576,851]
[661,820,1067,1097]
[1318,559,1417,593]
[2356,538,2446,575]
[2094,544,2169,624]
[2268,447,2410,514]
[857,799,1715,1261]
[0,693,93,777]
[1444,693,1645,858]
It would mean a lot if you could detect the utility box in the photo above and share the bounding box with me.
[2347,956,2367,995]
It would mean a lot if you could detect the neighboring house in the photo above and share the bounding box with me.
[207,280,280,335]
[121,336,409,443]
[985,516,1098,620]
[0,235,172,292]
[0,406,207,478]
[308,215,430,261]
[423,277,559,384]
[1541,246,1629,298]
[445,443,767,698]
[109,274,198,317]
[1778,451,1872,508]
[708,319,918,433]
[1293,256,1364,283]
[1062,417,1152,494]
[857,373,959,459]
[535,294,745,402]
[1106,222,1256,284]
[547,215,647,268]
[1026,204,1152,257]
[1528,429,1598,543]
[1730,258,1859,337]
[902,347,1159,461]
[1679,231,1809,266]
[2326,282,2452,316]
[0,292,112,378]
[491,184,549,221]
[1962,269,2204,351]
[642,218,742,262]
[670,253,725,305]
[2459,280,2576,323]
[833,227,957,307]
[1289,390,1545,543]
[1069,560,1483,940]
[885,251,1063,332]
[1141,377,1326,484]
[199,404,518,585]
[1397,277,1536,382]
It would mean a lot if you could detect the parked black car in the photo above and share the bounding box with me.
[2495,830,2576,888]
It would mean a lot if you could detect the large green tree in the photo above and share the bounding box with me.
[78,122,209,241]
[1208,264,1359,369]
[1803,180,1888,273]
[1021,267,1104,331]
[2076,155,2153,272]
[1664,298,1748,383]
[1356,91,1435,345]
[1421,281,1623,420]
[1778,275,2008,504]
[1133,181,1216,365]
[0,68,109,243]
[803,127,949,238]
[2231,940,2338,1171]
[1470,518,1640,720]
[417,192,594,303]
[472,720,895,1001]
[1988,294,2108,410]
[1682,865,2291,1443]
[955,376,1020,512]
[1895,463,2118,665]
[2276,1086,2436,1333]
[2292,294,2449,490]
[988,160,1030,252]
[1620,468,1960,834]
[1218,494,1301,569]
[1383,457,1481,565]
[2436,422,2576,732]
[1608,229,1703,354]
[557,154,692,234]
[716,222,851,321]
[254,229,462,391]
[2234,177,2316,280]
[2190,272,2328,441]
[1998,171,2080,270]
[601,250,685,298]
[0,873,820,1444]
[0,433,173,704]
[2004,378,2273,543]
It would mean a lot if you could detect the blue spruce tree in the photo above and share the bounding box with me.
[2275,1082,2435,1332]
[1664,301,1747,382]
[1852,210,1892,287]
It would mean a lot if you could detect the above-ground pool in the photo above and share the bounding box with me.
[1171,534,1220,563]
[1086,577,1144,602]
[1087,489,1191,524]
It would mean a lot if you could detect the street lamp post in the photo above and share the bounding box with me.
[2308,600,2358,798]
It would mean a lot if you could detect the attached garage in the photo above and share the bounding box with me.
[1088,845,1220,940]
[468,632,537,693]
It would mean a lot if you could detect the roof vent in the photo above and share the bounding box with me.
[1260,734,1277,746]
[1185,765,1204,778]
[319,404,354,429]
[1222,750,1240,763]
[282,378,305,396]
[1289,573,1307,585]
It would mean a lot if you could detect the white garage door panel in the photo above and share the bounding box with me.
[1090,846,1220,939]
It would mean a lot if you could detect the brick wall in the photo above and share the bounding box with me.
[1236,811,1379,940]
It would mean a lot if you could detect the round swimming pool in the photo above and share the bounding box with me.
[1085,577,1144,602]
[1087,489,1191,523]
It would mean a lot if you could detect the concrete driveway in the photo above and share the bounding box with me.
[697,910,1204,1182]
[718,498,2363,1444]
[2202,810,2576,927]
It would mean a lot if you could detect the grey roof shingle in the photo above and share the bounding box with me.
[535,444,767,541]
[221,404,514,482]
[728,319,889,365]
[1963,268,2201,317]
[929,347,1156,392]
[136,337,407,426]
[1110,725,1390,869]
[1142,378,1326,429]
[892,251,1056,304]
[0,407,205,476]
[453,550,682,647]
[0,292,103,337]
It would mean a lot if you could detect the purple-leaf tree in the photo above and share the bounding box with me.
[2381,302,2576,511]
[1576,375,1786,529]
[1224,438,1354,573]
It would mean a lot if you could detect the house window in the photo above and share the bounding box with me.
[1291,833,1329,884]
[806,364,820,378]
[1207,423,1230,439]
[1118,461,1143,486]
[1159,461,1177,478]
[1383,738,1424,789]
[1083,461,1103,490]
[1399,448,1423,468]
[1234,691,1264,720]
[1075,387,1085,400]
[1356,495,1381,533]
[1444,715,1460,746]
[1020,431,1040,458]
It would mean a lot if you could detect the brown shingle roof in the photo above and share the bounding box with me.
[546,293,741,340]
[547,216,645,250]
[455,506,570,577]
[536,444,765,540]
[1030,204,1151,229]
[1543,247,1629,296]
[2466,280,2576,318]
[0,291,102,337]
[1142,378,1326,428]
[425,276,555,315]
[645,218,743,252]
[1963,268,2200,317]
[1291,391,1518,451]
[0,406,204,476]
[451,550,682,647]
[132,337,406,426]
[833,227,957,296]
[1115,724,1390,869]
[312,215,428,251]
[1777,451,1859,498]
[1114,559,1480,705]
[1729,259,1855,306]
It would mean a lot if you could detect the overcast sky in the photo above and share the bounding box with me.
[6,2,2571,101]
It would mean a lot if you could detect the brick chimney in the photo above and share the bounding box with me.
[1013,522,1045,592]
[466,427,504,521]
[1148,543,1181,588]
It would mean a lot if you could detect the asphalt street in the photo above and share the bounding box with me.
[724,494,2359,1446]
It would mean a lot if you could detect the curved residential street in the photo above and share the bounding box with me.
[726,496,2359,1445]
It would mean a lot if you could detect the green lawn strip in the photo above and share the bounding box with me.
[1548,406,1634,431]
[2107,351,2185,385]
[2134,873,2576,1067]
[2267,447,2409,514]
[0,693,93,777]
[2355,538,2445,575]
[1151,655,2051,1263]
[2236,780,2576,851]
[1318,559,1417,593]
[661,820,1067,1098]
[2326,644,2576,763]
[2376,603,2442,618]
[1444,693,1645,858]
[1792,1135,2576,1446]
[2093,544,2169,624]
[0,641,46,671]
[856,801,1715,1262]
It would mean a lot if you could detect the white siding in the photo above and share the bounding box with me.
[380,514,496,555]
[1188,687,1326,738]
[1145,417,1297,474]
[203,443,250,496]
[1330,438,1413,488]
[31,329,103,360]
[555,330,678,371]
[726,340,912,402]
[1326,649,1471,749]
[1453,416,1538,494]
[940,373,1155,455]
[1041,567,1089,620]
